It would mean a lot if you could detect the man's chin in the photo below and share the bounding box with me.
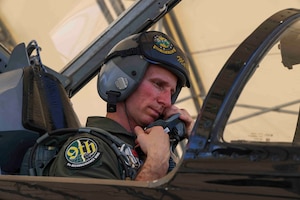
[143,116,157,126]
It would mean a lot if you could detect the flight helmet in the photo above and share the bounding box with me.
[97,31,190,112]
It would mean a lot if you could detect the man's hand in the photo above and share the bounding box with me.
[134,126,170,181]
[163,105,195,136]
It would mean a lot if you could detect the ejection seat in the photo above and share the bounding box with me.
[0,42,80,175]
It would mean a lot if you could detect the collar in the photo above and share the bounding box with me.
[86,116,136,146]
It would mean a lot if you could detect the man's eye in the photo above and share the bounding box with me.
[153,81,160,86]
[154,81,163,89]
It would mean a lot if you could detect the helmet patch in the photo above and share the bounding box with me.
[65,138,101,168]
[153,35,176,54]
[177,55,188,68]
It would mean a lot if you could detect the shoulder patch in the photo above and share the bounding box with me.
[64,137,102,168]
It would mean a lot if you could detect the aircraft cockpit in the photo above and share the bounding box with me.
[0,1,299,199]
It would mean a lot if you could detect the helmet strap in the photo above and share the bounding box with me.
[106,91,121,112]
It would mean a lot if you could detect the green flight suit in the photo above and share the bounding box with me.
[49,117,136,179]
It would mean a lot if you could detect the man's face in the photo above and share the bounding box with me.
[125,64,178,127]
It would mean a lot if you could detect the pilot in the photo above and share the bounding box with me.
[49,31,194,181]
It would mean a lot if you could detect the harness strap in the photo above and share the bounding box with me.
[87,127,140,179]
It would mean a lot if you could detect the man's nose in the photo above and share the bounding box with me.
[157,90,172,107]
